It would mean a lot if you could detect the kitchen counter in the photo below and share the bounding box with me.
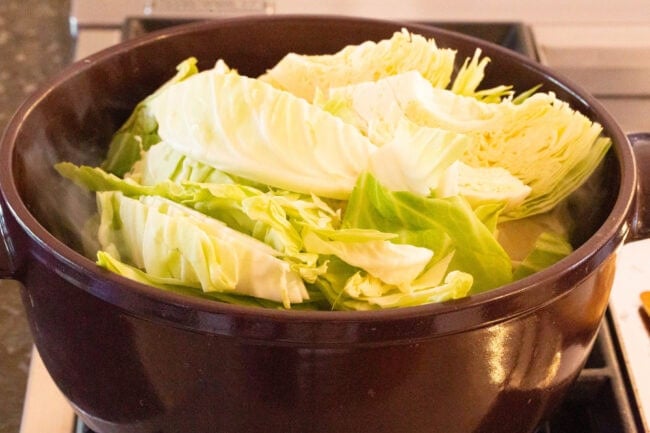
[0,1,73,432]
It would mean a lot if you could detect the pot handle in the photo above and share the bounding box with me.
[0,205,16,278]
[629,132,650,241]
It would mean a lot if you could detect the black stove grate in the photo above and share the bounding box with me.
[120,17,539,60]
[73,18,644,433]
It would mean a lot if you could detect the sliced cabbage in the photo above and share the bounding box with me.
[450,49,514,103]
[150,66,377,200]
[323,69,609,219]
[127,141,234,186]
[259,29,456,102]
[313,256,472,311]
[322,70,439,144]
[343,172,512,293]
[510,231,573,280]
[102,57,199,176]
[405,89,611,219]
[322,71,531,206]
[55,162,332,282]
[302,228,432,288]
[455,161,531,211]
[96,191,309,307]
[54,30,613,311]
[367,120,470,196]
[343,270,473,310]
[96,250,297,308]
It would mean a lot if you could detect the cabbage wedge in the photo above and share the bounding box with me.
[55,162,332,283]
[322,69,609,219]
[128,141,235,186]
[102,57,200,176]
[96,250,304,309]
[259,29,456,102]
[322,71,531,206]
[53,30,613,312]
[343,172,512,293]
[150,66,377,200]
[312,256,473,311]
[405,89,611,219]
[302,228,433,287]
[96,191,309,307]
[368,121,471,196]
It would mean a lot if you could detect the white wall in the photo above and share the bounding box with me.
[274,0,650,24]
[73,0,650,25]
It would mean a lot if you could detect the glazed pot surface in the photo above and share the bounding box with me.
[0,15,638,433]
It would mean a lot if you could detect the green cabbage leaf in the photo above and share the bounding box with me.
[53,29,611,311]
[96,191,309,307]
[321,69,609,219]
[511,231,574,280]
[96,250,316,309]
[101,57,200,176]
[405,88,612,219]
[127,141,235,186]
[321,71,532,207]
[150,66,377,200]
[55,162,332,283]
[342,172,512,294]
[259,29,456,102]
[312,255,472,311]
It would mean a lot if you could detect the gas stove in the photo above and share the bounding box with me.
[18,3,650,433]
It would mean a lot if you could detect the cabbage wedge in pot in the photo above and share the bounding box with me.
[56,30,610,311]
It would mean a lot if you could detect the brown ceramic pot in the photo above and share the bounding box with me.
[1,15,649,433]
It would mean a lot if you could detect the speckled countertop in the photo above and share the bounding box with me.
[0,1,73,432]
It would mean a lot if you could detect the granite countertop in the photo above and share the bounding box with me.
[0,1,73,432]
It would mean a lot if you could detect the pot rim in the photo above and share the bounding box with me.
[0,15,637,342]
